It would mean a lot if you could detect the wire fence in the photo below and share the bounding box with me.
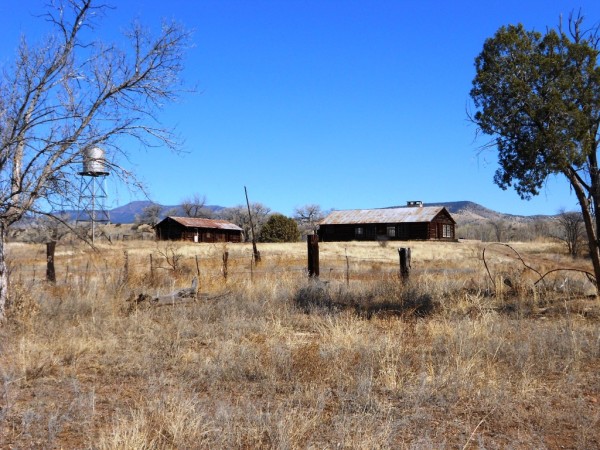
[7,244,488,300]
[8,241,594,298]
[7,246,442,290]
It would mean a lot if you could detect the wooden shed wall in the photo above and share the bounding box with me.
[155,220,242,243]
[318,216,455,242]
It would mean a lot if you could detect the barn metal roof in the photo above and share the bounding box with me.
[319,206,453,225]
[164,216,243,231]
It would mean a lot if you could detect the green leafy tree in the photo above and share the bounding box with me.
[470,13,600,290]
[260,214,300,243]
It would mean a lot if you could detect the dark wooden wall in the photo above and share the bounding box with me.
[155,219,242,243]
[318,220,455,242]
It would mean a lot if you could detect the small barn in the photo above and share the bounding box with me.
[318,202,456,242]
[154,216,243,243]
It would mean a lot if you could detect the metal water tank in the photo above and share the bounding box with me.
[82,147,107,174]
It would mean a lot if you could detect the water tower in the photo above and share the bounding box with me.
[76,147,110,243]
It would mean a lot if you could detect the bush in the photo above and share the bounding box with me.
[259,214,300,242]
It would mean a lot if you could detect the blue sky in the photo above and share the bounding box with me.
[3,1,600,216]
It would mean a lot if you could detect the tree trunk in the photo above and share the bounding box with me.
[566,170,600,294]
[0,223,8,322]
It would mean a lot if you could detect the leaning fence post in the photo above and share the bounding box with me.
[399,247,411,282]
[307,234,319,278]
[46,241,56,284]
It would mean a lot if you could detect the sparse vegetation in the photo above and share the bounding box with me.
[0,239,599,448]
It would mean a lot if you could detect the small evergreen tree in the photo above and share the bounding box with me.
[470,14,600,291]
[260,214,300,243]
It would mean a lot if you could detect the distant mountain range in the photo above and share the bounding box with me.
[70,200,551,224]
[387,201,551,224]
[64,200,224,224]
[424,201,549,223]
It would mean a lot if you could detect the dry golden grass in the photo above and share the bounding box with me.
[1,239,599,448]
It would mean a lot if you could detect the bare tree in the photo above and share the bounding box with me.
[181,193,212,218]
[0,0,190,320]
[489,219,507,242]
[27,214,72,244]
[555,209,585,258]
[218,203,271,242]
[293,204,324,234]
[135,204,163,227]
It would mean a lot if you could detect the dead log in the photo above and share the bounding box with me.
[154,276,198,305]
[126,277,198,311]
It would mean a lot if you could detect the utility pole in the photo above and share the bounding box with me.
[244,186,261,263]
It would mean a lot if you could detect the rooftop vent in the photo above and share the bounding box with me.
[406,200,423,207]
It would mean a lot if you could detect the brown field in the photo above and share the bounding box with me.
[1,239,599,449]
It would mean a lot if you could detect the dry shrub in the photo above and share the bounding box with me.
[293,279,435,319]
[97,385,215,449]
[4,279,39,325]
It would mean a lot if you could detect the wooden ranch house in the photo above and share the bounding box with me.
[154,216,243,243]
[318,202,456,242]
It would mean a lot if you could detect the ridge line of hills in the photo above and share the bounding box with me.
[72,200,554,224]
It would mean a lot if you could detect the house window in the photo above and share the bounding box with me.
[355,227,364,237]
[387,226,396,237]
[442,224,452,238]
[206,232,212,239]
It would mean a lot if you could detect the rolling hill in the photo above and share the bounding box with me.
[58,200,554,225]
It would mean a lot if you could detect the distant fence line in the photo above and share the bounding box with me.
[9,246,434,287]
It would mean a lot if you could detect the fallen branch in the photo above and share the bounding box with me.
[125,277,232,312]
[127,277,198,307]
[483,243,597,293]
[534,268,596,288]
[483,243,543,290]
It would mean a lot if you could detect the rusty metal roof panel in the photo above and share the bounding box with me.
[167,216,243,231]
[319,207,448,225]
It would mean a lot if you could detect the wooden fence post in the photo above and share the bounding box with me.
[399,247,411,282]
[122,251,129,285]
[46,241,56,284]
[222,251,229,280]
[345,248,350,286]
[307,234,319,278]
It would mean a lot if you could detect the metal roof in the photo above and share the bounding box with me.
[163,216,243,231]
[319,206,453,225]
